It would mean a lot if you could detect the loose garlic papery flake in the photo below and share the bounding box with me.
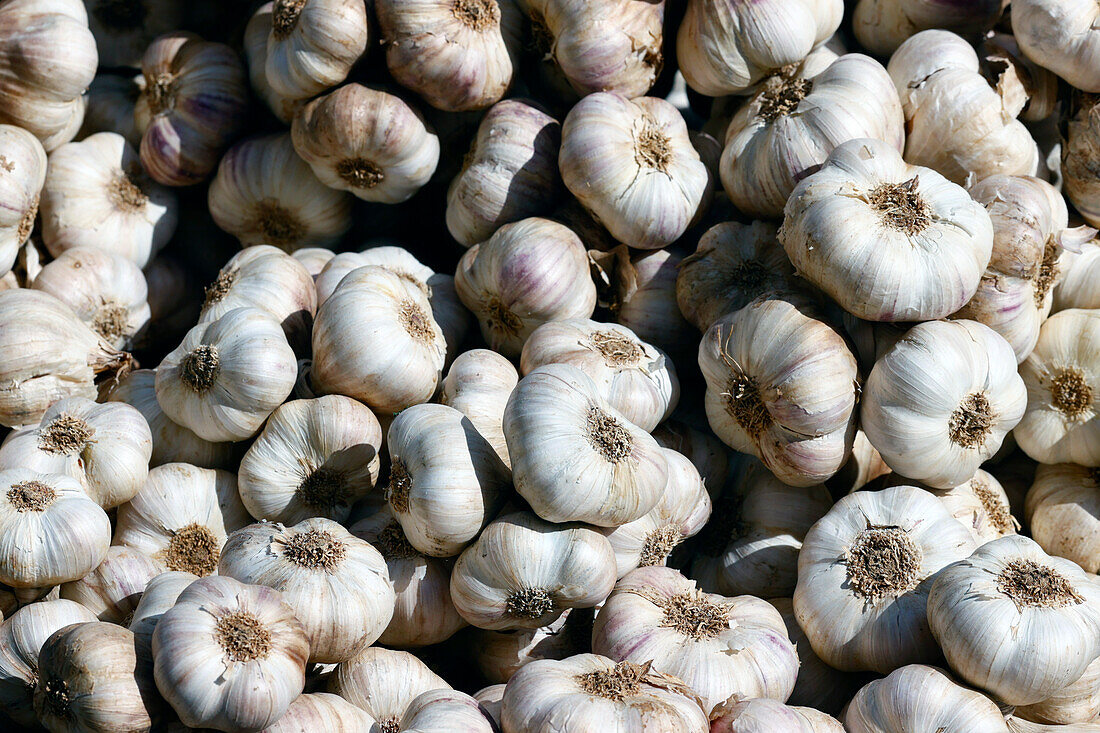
[0,125,45,277]
[793,485,978,673]
[853,0,1005,57]
[928,535,1100,705]
[264,0,369,100]
[1025,464,1100,573]
[441,348,519,469]
[58,544,161,624]
[1013,0,1100,93]
[327,647,451,730]
[1015,655,1100,725]
[710,697,845,733]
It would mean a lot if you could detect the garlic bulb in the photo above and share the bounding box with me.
[504,364,667,526]
[474,684,505,727]
[80,73,143,148]
[1007,717,1100,732]
[35,622,158,732]
[677,0,842,96]
[153,575,310,731]
[0,125,45,277]
[441,348,518,468]
[844,665,1010,733]
[651,419,733,496]
[722,54,905,220]
[1016,656,1100,725]
[612,248,696,358]
[128,570,197,664]
[853,0,1005,57]
[1064,95,1100,229]
[263,0,368,100]
[293,246,335,278]
[1015,309,1100,465]
[0,0,96,151]
[114,463,251,577]
[471,607,592,684]
[450,510,617,630]
[264,691,379,732]
[134,32,249,186]
[560,93,706,250]
[887,30,1040,184]
[0,396,152,509]
[455,217,596,357]
[327,647,451,728]
[1012,0,1100,92]
[1055,240,1100,312]
[311,265,447,414]
[243,4,307,124]
[878,469,1019,545]
[928,535,1100,705]
[793,485,978,673]
[710,697,845,733]
[862,319,1026,488]
[156,307,297,442]
[397,688,496,732]
[1026,463,1100,572]
[447,99,561,246]
[58,545,161,624]
[699,294,859,486]
[592,565,798,714]
[292,84,440,204]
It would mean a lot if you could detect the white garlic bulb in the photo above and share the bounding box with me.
[58,544,161,624]
[0,124,45,277]
[327,647,451,728]
[398,688,497,732]
[1007,717,1100,732]
[1026,463,1100,573]
[441,348,518,468]
[710,697,845,733]
[1064,96,1100,229]
[471,607,592,684]
[1016,656,1100,726]
[243,4,308,124]
[474,684,504,727]
[1055,240,1100,313]
[1012,0,1100,92]
[263,692,378,732]
[613,248,697,358]
[263,0,368,99]
[878,469,1019,545]
[293,246,335,278]
[853,0,1005,57]
[128,570,199,665]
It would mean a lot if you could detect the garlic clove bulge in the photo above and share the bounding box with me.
[0,124,46,278]
[263,0,369,100]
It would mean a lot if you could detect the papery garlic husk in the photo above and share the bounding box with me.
[471,607,593,684]
[455,217,596,357]
[441,348,518,469]
[844,665,1010,733]
[293,246,335,278]
[722,54,905,219]
[699,294,859,487]
[0,0,96,151]
[651,419,734,497]
[1015,309,1100,465]
[1055,240,1100,312]
[114,462,251,576]
[58,545,161,624]
[263,0,368,100]
[86,0,182,68]
[134,32,249,186]
[327,647,451,728]
[612,248,697,358]
[853,0,1004,57]
[450,510,616,631]
[1016,656,1100,725]
[780,137,994,321]
[398,688,496,732]
[156,307,296,443]
[520,319,679,431]
[80,73,144,147]
[794,485,978,673]
[559,93,706,250]
[928,535,1100,705]
[128,570,198,665]
[710,696,845,733]
[243,4,308,124]
[1012,0,1100,93]
[311,265,447,415]
[980,32,1061,124]
[1025,464,1100,573]
[208,133,351,251]
[677,0,841,96]
[592,565,798,714]
[880,469,1019,546]
[0,125,45,277]
[447,99,561,246]
[1063,95,1100,229]
[887,30,1040,184]
[504,364,667,526]
[153,575,310,731]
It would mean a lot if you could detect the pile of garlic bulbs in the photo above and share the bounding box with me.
[0,0,1098,731]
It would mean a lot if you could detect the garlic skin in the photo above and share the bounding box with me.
[0,0,96,151]
[504,364,668,527]
[153,575,310,731]
[710,697,845,733]
[450,510,617,631]
[328,647,451,727]
[794,485,978,673]
[879,469,1019,545]
[844,665,1011,733]
[441,348,518,469]
[560,93,707,250]
[264,692,379,732]
[1064,96,1100,229]
[455,217,596,357]
[862,320,1026,488]
[58,545,161,624]
[721,54,904,220]
[501,654,709,733]
[134,32,249,186]
[292,84,441,204]
[613,248,696,358]
[1007,718,1100,732]
[474,684,505,726]
[1016,656,1100,725]
[1055,240,1100,312]
[293,246,335,278]
[592,565,798,714]
[208,133,352,251]
[80,73,143,148]
[447,99,561,246]
[311,265,447,415]
[1025,464,1100,573]
[1012,0,1100,92]
[264,0,368,100]
[400,688,496,732]
[127,571,199,667]
[928,535,1100,705]
[853,0,1005,57]
[471,607,592,684]
[677,0,842,96]
[244,4,308,124]
[0,125,46,277]
[1015,309,1100,466]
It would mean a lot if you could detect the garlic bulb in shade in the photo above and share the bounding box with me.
[441,348,518,468]
[128,571,198,668]
[327,647,450,728]
[455,217,595,357]
[208,133,352,251]
[134,32,249,186]
[677,0,841,96]
[780,137,993,321]
[86,0,182,68]
[80,73,143,147]
[114,463,251,577]
[293,246,335,278]
[699,294,859,487]
[1025,464,1100,573]
[1016,656,1100,725]
[263,0,368,99]
[1055,240,1100,312]
[238,395,382,525]
[504,364,667,527]
[844,665,1010,733]
[311,265,447,415]
[613,248,697,358]
[0,0,96,151]
[853,0,1004,57]
[291,84,440,204]
[0,125,45,276]
[153,575,310,731]
[450,510,616,630]
[559,93,706,250]
[471,607,593,684]
[447,99,561,246]
[398,688,496,732]
[710,697,845,733]
[156,307,297,443]
[592,565,798,714]
[928,535,1100,705]
[501,654,709,733]
[861,319,1026,488]
[58,545,160,624]
[1015,309,1100,465]
[879,469,1019,545]
[1064,95,1100,229]
[1012,0,1100,92]
[827,429,893,495]
[651,419,733,496]
[721,54,905,220]
[0,599,97,727]
[793,485,978,673]
[243,4,307,124]
[34,622,159,732]
[474,684,504,727]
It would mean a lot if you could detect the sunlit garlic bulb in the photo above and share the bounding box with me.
[853,0,1005,57]
[1012,0,1100,93]
[327,647,451,729]
[263,692,379,732]
[0,125,45,277]
[128,571,200,666]
[441,348,518,468]
[1025,463,1100,573]
[243,4,307,124]
[263,0,369,100]
[881,469,1019,546]
[58,545,161,623]
[710,697,845,733]
[1015,656,1100,726]
[1055,240,1100,312]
